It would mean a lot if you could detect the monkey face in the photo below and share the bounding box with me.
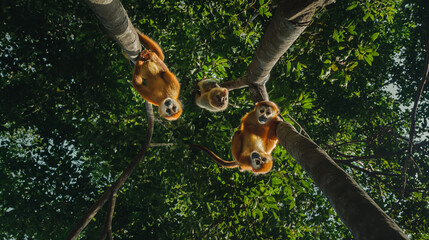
[209,88,229,108]
[255,103,278,124]
[160,97,182,120]
[250,151,273,174]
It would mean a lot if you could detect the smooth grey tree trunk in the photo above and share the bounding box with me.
[85,0,141,63]
[221,0,334,102]
[276,121,409,240]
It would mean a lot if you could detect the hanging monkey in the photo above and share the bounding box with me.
[132,29,182,120]
[192,101,282,174]
[195,79,229,112]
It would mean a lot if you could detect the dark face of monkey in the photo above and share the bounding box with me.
[160,97,182,120]
[250,151,273,174]
[209,88,229,108]
[255,103,278,124]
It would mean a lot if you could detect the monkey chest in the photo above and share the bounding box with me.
[242,134,266,153]
[141,61,162,79]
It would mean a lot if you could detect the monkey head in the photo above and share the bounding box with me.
[160,97,182,121]
[255,101,279,124]
[250,151,273,174]
[209,88,229,110]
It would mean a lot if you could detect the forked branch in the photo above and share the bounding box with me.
[66,102,154,240]
[401,39,429,197]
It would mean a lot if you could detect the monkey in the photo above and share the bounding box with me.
[191,101,282,174]
[195,79,229,112]
[132,29,182,120]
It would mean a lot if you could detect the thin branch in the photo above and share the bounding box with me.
[286,113,311,139]
[66,102,154,240]
[99,190,118,240]
[337,161,400,177]
[150,143,175,147]
[324,140,365,150]
[197,217,225,239]
[332,141,428,163]
[401,39,429,198]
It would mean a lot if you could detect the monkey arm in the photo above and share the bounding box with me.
[161,71,180,97]
[132,62,152,99]
[136,29,165,61]
[265,119,282,154]
[231,130,243,161]
[195,93,210,107]
[198,79,219,92]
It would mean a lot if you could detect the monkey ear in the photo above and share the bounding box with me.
[255,102,260,106]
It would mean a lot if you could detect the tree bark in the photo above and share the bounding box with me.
[221,0,334,102]
[276,121,409,240]
[85,0,141,63]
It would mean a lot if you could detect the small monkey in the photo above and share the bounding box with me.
[195,79,229,112]
[192,101,282,174]
[132,29,182,120]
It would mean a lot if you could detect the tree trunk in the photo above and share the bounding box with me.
[221,0,334,102]
[85,0,141,63]
[276,121,409,240]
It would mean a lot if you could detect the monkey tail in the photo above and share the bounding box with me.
[135,28,165,61]
[190,144,239,168]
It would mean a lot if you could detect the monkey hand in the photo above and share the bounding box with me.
[141,49,152,60]
[136,50,148,66]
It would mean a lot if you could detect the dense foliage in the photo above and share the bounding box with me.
[0,0,427,239]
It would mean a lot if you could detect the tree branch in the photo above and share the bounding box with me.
[331,141,428,163]
[220,0,330,102]
[286,113,312,139]
[66,102,154,240]
[401,39,429,197]
[99,190,118,240]
[336,161,401,177]
[276,121,409,239]
[249,83,269,102]
[220,75,249,90]
[150,143,175,147]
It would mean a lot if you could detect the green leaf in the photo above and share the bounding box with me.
[371,32,380,41]
[364,55,373,66]
[301,180,311,188]
[252,208,263,221]
[302,103,313,109]
[333,29,340,42]
[346,2,358,11]
[272,177,283,185]
[286,61,291,75]
[363,12,370,22]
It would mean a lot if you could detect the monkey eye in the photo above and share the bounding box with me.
[262,158,267,162]
[260,108,264,113]
[172,105,177,111]
[166,109,172,114]
[266,111,271,115]
[256,160,261,165]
